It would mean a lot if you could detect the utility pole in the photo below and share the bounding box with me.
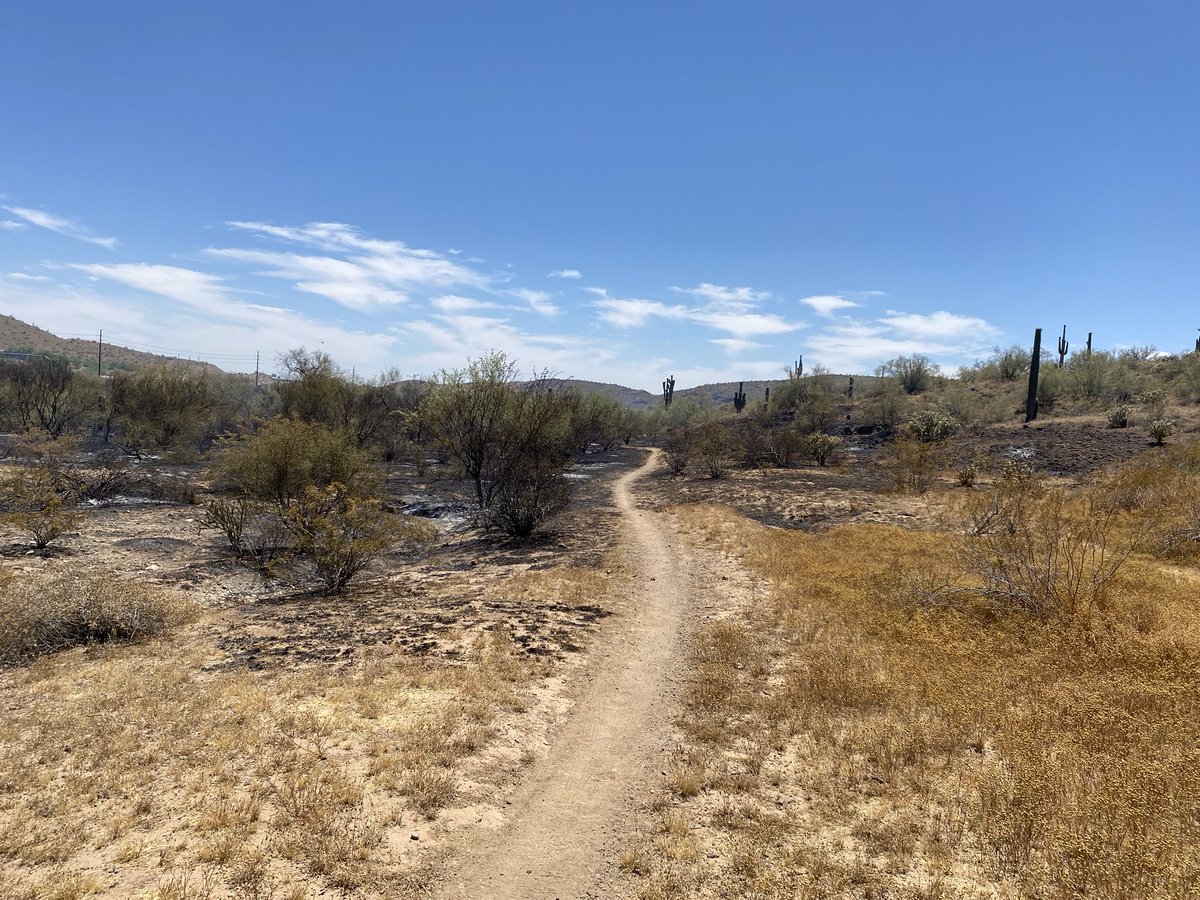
[97,329,103,376]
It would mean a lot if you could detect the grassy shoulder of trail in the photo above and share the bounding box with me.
[0,562,613,900]
[627,462,1200,899]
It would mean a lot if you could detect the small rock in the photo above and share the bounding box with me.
[410,831,420,841]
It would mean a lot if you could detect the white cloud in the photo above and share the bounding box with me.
[1,206,116,248]
[802,294,858,318]
[548,268,582,279]
[803,309,1001,373]
[430,294,500,313]
[8,263,401,374]
[593,297,687,329]
[879,310,1000,341]
[211,221,491,311]
[691,310,800,338]
[672,283,770,311]
[506,287,561,316]
[710,338,766,354]
[6,272,49,281]
[1,220,26,230]
[593,281,800,339]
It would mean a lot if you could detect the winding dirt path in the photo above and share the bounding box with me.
[441,448,692,899]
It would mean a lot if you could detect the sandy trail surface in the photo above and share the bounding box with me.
[441,448,706,899]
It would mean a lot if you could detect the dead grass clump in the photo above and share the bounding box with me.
[637,499,1200,898]
[0,572,193,665]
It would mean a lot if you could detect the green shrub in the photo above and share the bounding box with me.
[905,410,958,443]
[0,466,80,549]
[805,432,841,467]
[215,418,377,506]
[0,572,192,665]
[883,439,943,493]
[1148,419,1176,446]
[1106,405,1130,429]
[876,354,939,394]
[271,484,429,594]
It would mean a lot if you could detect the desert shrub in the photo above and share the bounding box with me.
[663,430,694,474]
[199,497,288,562]
[963,460,1045,535]
[1147,419,1175,446]
[53,464,134,502]
[0,572,192,665]
[215,418,377,506]
[271,484,418,594]
[765,426,803,467]
[805,432,840,466]
[863,382,909,434]
[422,352,576,524]
[0,357,98,439]
[905,409,958,442]
[882,439,942,493]
[956,459,981,487]
[1140,388,1169,420]
[1035,367,1063,411]
[959,490,1139,619]
[486,463,573,538]
[0,466,80,549]
[107,366,221,456]
[1068,351,1114,401]
[776,370,838,432]
[694,422,730,479]
[1106,404,1130,429]
[876,354,939,395]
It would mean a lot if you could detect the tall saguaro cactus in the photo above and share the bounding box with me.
[1086,332,1093,357]
[733,382,747,412]
[787,357,804,380]
[1026,328,1042,423]
[663,375,675,408]
[1057,325,1069,368]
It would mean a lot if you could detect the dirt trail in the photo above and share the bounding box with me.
[441,448,692,899]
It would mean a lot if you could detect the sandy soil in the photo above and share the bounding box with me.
[437,449,749,899]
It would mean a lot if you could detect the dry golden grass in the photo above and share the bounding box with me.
[632,485,1200,899]
[0,609,538,898]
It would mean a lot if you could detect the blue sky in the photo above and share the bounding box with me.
[2,1,1198,389]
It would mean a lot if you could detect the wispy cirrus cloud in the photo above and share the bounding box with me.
[1,220,26,231]
[802,294,858,317]
[710,338,766,354]
[1,205,116,248]
[878,309,999,341]
[592,282,801,339]
[548,268,582,279]
[804,310,1000,372]
[506,287,561,316]
[209,221,492,311]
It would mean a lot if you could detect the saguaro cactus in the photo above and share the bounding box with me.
[1086,332,1093,357]
[787,357,804,380]
[1057,326,1069,368]
[847,375,855,399]
[764,386,770,406]
[1195,330,1199,353]
[662,375,675,408]
[1026,328,1042,423]
[733,382,747,413]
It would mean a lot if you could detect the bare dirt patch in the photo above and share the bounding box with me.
[0,449,641,899]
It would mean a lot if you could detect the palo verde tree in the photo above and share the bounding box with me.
[421,351,577,536]
[0,357,98,439]
[106,365,222,456]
